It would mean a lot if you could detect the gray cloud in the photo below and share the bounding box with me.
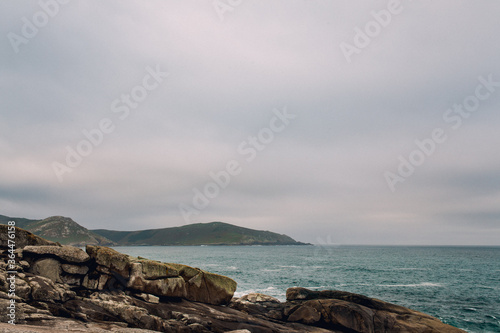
[1,0,499,245]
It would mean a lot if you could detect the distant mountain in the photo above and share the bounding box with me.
[0,214,308,246]
[0,215,115,246]
[93,221,309,246]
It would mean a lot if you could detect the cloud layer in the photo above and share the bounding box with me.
[1,0,499,245]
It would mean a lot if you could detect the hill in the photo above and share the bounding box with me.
[0,214,308,246]
[93,221,308,246]
[0,215,115,246]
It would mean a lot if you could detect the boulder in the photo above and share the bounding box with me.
[0,225,56,249]
[61,274,83,286]
[136,258,179,279]
[85,246,236,305]
[128,262,186,298]
[230,293,283,320]
[87,296,168,331]
[168,262,237,305]
[86,245,131,277]
[26,275,75,303]
[85,246,187,298]
[133,292,160,304]
[61,263,89,275]
[0,298,56,325]
[30,258,62,283]
[23,245,90,263]
[287,303,322,324]
[0,270,31,301]
[285,287,466,333]
[82,273,112,290]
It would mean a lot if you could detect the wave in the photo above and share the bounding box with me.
[344,267,381,273]
[388,268,429,271]
[261,268,282,272]
[377,282,443,288]
[303,286,327,290]
[233,290,254,298]
[463,307,477,312]
[234,286,280,298]
[476,285,499,290]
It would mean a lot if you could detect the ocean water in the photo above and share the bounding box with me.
[114,245,500,333]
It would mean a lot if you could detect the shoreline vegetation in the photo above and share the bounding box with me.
[0,224,466,332]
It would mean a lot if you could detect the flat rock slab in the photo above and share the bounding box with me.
[0,321,160,332]
[23,246,90,263]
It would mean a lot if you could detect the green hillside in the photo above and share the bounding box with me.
[0,215,115,246]
[0,214,39,229]
[93,221,308,246]
[1,214,308,246]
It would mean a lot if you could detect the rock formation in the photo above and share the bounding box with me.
[0,225,465,332]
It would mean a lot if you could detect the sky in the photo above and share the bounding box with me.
[1,1,499,245]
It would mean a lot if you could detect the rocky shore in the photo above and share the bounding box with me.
[0,225,465,332]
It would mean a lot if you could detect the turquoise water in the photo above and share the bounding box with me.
[114,245,500,333]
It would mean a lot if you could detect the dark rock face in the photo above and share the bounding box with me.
[167,262,238,305]
[0,225,56,249]
[83,245,237,305]
[0,226,465,332]
[229,293,284,320]
[284,287,465,333]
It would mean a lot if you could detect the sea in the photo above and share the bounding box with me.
[114,245,500,333]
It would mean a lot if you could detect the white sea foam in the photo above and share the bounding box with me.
[378,282,443,288]
[261,268,282,272]
[234,286,277,296]
[263,286,276,290]
[233,290,255,298]
[464,307,477,312]
[304,286,327,290]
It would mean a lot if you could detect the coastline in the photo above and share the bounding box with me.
[0,225,467,332]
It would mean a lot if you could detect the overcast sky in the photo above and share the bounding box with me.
[1,1,499,245]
